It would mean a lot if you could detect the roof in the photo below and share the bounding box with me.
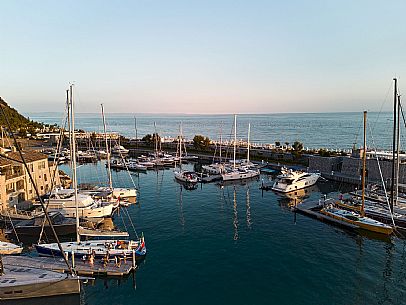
[0,151,48,164]
[0,158,12,167]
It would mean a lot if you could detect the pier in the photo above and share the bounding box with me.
[3,255,137,277]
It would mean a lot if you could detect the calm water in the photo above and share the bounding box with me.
[28,112,394,150]
[56,161,406,305]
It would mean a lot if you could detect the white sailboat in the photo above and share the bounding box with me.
[174,123,199,184]
[222,116,260,181]
[36,86,146,260]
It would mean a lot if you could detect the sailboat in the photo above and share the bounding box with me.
[320,111,393,235]
[35,86,146,260]
[222,116,260,181]
[174,122,199,184]
[335,79,405,228]
[202,123,225,175]
[0,90,80,300]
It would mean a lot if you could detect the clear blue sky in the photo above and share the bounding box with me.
[1,0,405,114]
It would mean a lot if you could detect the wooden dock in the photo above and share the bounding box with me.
[294,199,359,230]
[3,255,137,277]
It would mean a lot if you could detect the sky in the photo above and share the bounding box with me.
[1,0,406,114]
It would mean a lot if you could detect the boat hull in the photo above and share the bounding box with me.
[0,267,80,301]
[321,210,393,235]
[272,174,319,193]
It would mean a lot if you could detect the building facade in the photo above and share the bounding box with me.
[0,151,61,210]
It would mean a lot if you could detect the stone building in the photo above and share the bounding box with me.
[308,153,406,186]
[0,151,61,210]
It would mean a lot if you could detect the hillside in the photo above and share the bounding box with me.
[0,97,43,131]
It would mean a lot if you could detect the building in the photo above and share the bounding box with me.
[308,150,406,187]
[0,150,61,210]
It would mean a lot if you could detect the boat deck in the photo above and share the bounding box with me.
[3,255,136,277]
[294,199,359,230]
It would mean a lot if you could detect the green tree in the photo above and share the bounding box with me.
[193,135,210,150]
[292,141,304,159]
[292,141,303,152]
[142,133,160,146]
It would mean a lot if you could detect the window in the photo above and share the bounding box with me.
[38,161,46,170]
[44,174,47,181]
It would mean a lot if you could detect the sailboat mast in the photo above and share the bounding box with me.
[101,104,113,190]
[395,95,401,206]
[247,122,251,163]
[154,121,158,158]
[69,85,80,244]
[134,116,138,148]
[361,111,367,216]
[179,122,182,168]
[219,122,223,164]
[390,78,398,213]
[233,115,237,170]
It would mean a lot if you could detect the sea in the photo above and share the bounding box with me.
[17,112,406,305]
[27,112,395,151]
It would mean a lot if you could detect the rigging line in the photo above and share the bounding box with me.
[41,110,69,243]
[122,206,139,239]
[370,80,393,137]
[367,119,396,226]
[6,210,20,244]
[0,102,74,274]
[118,208,129,234]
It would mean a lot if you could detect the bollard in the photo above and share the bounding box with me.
[132,250,136,268]
[71,250,75,269]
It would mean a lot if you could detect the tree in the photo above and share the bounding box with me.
[142,133,160,146]
[292,141,303,152]
[193,135,210,150]
[318,148,331,157]
[292,141,304,159]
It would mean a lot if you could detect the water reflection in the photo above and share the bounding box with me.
[246,187,252,230]
[275,184,319,209]
[177,185,185,228]
[233,186,239,241]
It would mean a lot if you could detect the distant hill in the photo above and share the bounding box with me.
[0,97,43,131]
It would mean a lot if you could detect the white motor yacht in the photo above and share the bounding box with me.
[45,189,114,218]
[111,145,129,155]
[272,168,320,193]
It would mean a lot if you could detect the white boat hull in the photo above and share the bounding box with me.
[272,172,320,193]
[222,169,260,181]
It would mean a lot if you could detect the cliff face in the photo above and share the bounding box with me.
[0,97,42,130]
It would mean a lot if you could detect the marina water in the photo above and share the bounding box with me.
[58,161,406,305]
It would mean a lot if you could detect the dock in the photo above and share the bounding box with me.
[3,255,137,277]
[294,199,359,230]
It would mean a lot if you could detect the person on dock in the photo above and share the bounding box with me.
[102,254,109,267]
[89,252,95,267]
[115,255,121,268]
